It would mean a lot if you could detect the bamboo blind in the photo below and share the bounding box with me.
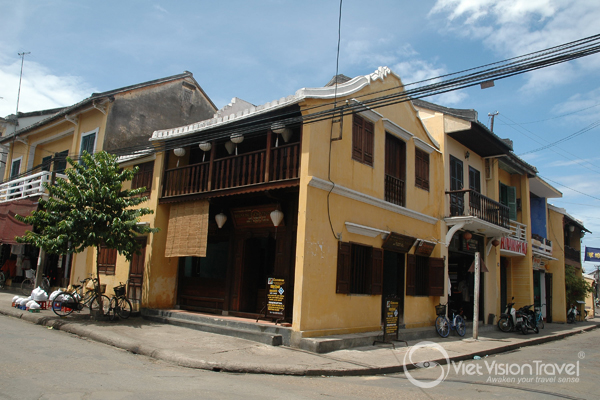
[165,200,209,257]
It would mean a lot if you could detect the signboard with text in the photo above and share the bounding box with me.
[266,277,286,319]
[382,232,417,253]
[383,297,400,342]
[231,204,282,229]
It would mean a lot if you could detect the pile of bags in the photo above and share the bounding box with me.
[12,287,49,310]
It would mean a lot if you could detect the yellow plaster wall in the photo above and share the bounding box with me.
[33,134,73,168]
[292,78,444,336]
[546,208,567,322]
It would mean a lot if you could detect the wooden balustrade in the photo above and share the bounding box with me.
[446,189,510,229]
[385,174,405,206]
[162,142,300,198]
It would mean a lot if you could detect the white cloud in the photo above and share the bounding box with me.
[0,57,96,117]
[153,4,168,14]
[429,0,600,93]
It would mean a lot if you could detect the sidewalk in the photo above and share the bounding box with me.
[1,291,598,376]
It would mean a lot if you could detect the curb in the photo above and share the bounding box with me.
[1,306,598,376]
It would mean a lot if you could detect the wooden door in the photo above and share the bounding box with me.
[128,237,147,310]
[545,273,553,323]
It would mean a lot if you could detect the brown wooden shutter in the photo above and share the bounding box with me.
[363,119,374,166]
[336,242,352,294]
[370,248,383,295]
[428,257,445,297]
[352,116,364,161]
[406,254,416,296]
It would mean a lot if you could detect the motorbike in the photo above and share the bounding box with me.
[567,304,578,323]
[518,304,539,334]
[498,298,522,332]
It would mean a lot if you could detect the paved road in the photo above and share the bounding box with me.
[1,314,598,399]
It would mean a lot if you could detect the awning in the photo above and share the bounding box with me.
[0,198,38,245]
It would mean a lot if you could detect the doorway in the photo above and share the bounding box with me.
[128,237,147,312]
[239,234,276,314]
[382,251,405,326]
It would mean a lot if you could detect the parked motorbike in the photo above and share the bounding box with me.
[518,304,539,334]
[567,304,578,323]
[497,299,518,332]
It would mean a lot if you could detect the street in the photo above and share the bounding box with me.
[1,313,599,399]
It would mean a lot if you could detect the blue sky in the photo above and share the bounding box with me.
[2,0,600,272]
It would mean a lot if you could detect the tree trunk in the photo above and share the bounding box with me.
[95,246,104,315]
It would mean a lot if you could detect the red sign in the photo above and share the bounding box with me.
[501,237,527,255]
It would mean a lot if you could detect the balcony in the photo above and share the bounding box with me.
[531,233,553,259]
[162,142,300,199]
[0,171,66,203]
[500,221,528,256]
[565,245,581,263]
[385,174,405,207]
[446,189,510,229]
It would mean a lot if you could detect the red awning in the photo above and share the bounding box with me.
[0,198,38,245]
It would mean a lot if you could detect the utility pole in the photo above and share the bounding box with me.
[488,111,499,132]
[473,252,480,340]
[14,52,31,129]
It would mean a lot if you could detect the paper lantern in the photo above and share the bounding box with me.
[230,134,244,144]
[224,141,236,155]
[199,142,212,152]
[270,209,284,227]
[215,213,227,229]
[173,148,186,157]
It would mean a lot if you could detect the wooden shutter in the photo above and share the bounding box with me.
[352,116,364,161]
[42,156,52,172]
[507,185,517,221]
[370,248,383,295]
[363,119,374,166]
[406,254,416,296]
[428,257,445,297]
[415,149,430,190]
[336,242,352,294]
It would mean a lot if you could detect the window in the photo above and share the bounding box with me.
[406,255,444,296]
[352,114,374,166]
[10,158,21,180]
[98,244,117,275]
[415,148,430,190]
[336,242,383,295]
[54,150,69,174]
[80,131,96,156]
[385,133,406,206]
[131,161,154,197]
[500,183,517,220]
[469,167,481,193]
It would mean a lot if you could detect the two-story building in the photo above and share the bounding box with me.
[0,72,216,294]
[130,67,447,344]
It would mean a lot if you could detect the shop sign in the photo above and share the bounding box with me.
[414,240,436,257]
[461,237,481,253]
[533,257,545,270]
[231,204,282,228]
[266,277,285,318]
[383,297,400,342]
[382,232,417,253]
[501,237,527,255]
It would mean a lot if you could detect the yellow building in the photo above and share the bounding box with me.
[0,72,216,302]
[142,67,448,344]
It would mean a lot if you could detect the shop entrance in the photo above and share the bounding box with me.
[238,234,276,314]
[382,250,405,326]
[448,252,485,322]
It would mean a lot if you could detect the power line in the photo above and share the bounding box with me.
[539,175,600,201]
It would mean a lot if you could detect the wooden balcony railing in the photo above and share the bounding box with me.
[565,245,581,263]
[162,142,300,198]
[385,174,405,207]
[446,189,510,229]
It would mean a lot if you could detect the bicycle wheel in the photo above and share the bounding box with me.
[117,297,132,319]
[497,316,513,332]
[108,297,118,321]
[21,278,34,295]
[51,292,75,317]
[41,277,51,294]
[455,315,466,337]
[538,318,544,329]
[0,271,5,288]
[435,315,450,338]
[90,295,111,315]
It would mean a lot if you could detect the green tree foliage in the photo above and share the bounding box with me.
[16,151,158,306]
[565,265,593,308]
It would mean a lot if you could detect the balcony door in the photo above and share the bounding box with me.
[449,156,464,215]
[385,133,406,206]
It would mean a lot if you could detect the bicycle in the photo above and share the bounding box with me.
[435,303,466,338]
[21,269,50,295]
[107,281,132,321]
[51,277,110,317]
[534,304,545,329]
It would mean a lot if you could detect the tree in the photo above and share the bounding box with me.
[16,151,158,313]
[565,265,593,309]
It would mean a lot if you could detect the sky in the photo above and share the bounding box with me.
[2,0,600,272]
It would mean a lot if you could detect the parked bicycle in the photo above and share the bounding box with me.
[0,271,6,289]
[107,281,132,321]
[435,303,466,338]
[534,304,545,329]
[21,269,50,295]
[51,277,110,317]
